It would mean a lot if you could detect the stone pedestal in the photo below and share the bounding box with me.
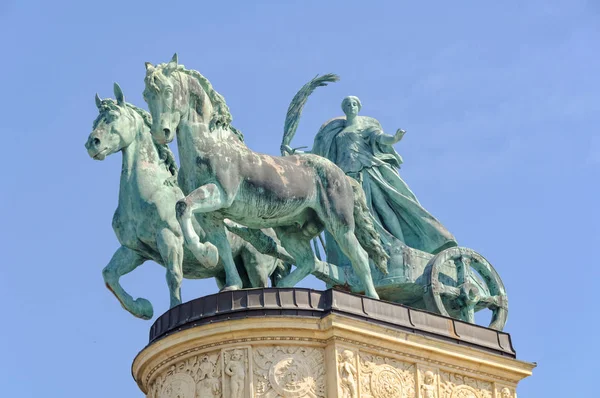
[132,288,534,398]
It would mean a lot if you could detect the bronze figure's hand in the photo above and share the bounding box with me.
[394,128,406,142]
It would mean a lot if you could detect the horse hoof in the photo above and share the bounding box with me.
[134,298,154,320]
[220,285,242,292]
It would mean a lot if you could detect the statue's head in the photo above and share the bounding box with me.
[86,83,137,160]
[144,53,186,145]
[501,387,511,398]
[144,53,241,143]
[284,364,300,383]
[342,350,354,362]
[230,350,243,361]
[424,371,435,385]
[341,96,362,118]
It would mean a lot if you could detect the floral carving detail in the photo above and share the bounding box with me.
[359,353,415,398]
[439,372,491,398]
[254,346,325,397]
[450,385,480,398]
[372,365,404,397]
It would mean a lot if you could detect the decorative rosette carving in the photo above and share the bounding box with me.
[254,346,325,397]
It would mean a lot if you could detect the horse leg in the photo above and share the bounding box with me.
[175,183,225,268]
[215,272,226,290]
[200,216,244,291]
[275,228,316,288]
[156,228,185,308]
[330,228,380,299]
[102,246,154,319]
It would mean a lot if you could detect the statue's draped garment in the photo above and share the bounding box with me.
[312,116,457,259]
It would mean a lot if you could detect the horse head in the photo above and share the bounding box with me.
[144,53,241,145]
[144,54,189,144]
[86,83,139,160]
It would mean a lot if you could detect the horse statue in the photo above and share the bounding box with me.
[85,83,289,319]
[142,54,388,299]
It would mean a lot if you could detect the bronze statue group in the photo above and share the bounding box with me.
[86,54,508,330]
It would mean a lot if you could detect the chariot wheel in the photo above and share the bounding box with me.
[423,247,508,331]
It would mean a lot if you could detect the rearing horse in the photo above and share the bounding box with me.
[143,54,388,298]
[85,83,287,319]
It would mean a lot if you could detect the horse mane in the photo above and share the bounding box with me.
[93,99,178,178]
[177,66,245,142]
[148,63,244,142]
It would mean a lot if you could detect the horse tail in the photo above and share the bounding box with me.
[281,74,340,155]
[348,177,389,275]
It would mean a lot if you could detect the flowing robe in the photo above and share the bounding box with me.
[312,116,456,260]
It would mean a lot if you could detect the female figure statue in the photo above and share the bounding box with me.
[285,96,456,256]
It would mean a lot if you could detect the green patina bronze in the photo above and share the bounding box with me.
[85,83,288,319]
[143,54,387,299]
[283,83,457,260]
[88,56,509,330]
[281,74,508,330]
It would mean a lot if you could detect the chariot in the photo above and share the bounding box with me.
[280,74,509,331]
[312,242,508,330]
[138,56,509,331]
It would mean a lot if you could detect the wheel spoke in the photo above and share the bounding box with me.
[424,247,508,330]
[459,303,476,323]
[438,284,460,298]
[478,294,508,310]
[455,256,472,285]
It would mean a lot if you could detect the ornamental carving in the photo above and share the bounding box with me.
[450,385,480,398]
[147,351,222,398]
[162,373,196,398]
[253,346,326,397]
[419,369,438,398]
[439,372,491,398]
[223,348,250,398]
[359,352,415,398]
[141,339,522,398]
[497,386,513,398]
[338,349,358,398]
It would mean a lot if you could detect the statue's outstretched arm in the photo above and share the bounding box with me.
[377,128,406,145]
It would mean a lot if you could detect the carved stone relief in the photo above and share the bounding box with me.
[496,386,513,398]
[253,346,326,397]
[148,351,222,398]
[223,347,251,398]
[143,342,518,398]
[359,352,416,398]
[162,373,196,398]
[439,372,492,398]
[197,353,223,398]
[338,349,358,398]
[418,368,438,398]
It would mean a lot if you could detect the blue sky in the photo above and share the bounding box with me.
[0,1,598,396]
